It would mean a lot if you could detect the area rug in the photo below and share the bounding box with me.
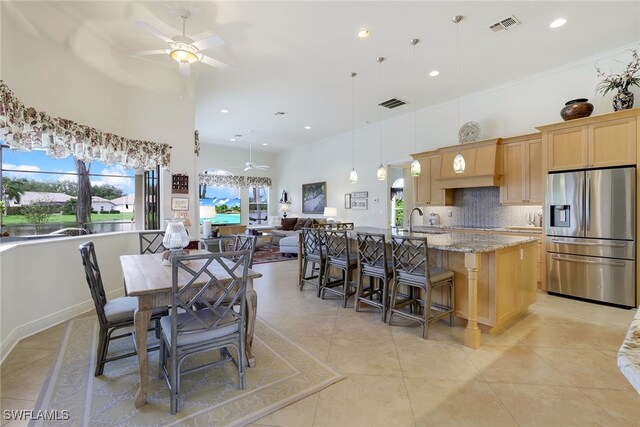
[252,246,297,264]
[32,317,343,426]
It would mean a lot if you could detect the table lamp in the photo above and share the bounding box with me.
[163,218,189,265]
[280,203,289,219]
[323,207,337,223]
[200,206,217,238]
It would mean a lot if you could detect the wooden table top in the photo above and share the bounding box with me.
[121,250,262,296]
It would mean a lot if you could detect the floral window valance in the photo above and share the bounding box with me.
[0,81,171,170]
[198,173,271,188]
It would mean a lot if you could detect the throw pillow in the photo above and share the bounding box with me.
[281,217,298,231]
[293,218,310,231]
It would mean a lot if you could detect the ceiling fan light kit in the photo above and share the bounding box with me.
[169,43,201,64]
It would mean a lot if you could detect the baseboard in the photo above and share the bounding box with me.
[0,288,125,364]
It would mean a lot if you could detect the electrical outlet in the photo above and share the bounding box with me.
[447,210,453,217]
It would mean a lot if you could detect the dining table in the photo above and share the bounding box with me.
[120,250,262,408]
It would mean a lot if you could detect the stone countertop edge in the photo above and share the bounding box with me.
[350,227,539,254]
[414,225,543,235]
[618,307,640,393]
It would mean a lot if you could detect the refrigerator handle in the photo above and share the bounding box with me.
[585,176,590,231]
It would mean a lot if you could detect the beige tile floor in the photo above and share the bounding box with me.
[2,259,640,426]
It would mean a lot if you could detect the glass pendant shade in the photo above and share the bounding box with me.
[163,219,190,250]
[410,159,421,177]
[453,153,466,174]
[350,168,358,183]
[377,164,387,180]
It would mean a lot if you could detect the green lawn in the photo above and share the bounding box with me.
[1,213,133,225]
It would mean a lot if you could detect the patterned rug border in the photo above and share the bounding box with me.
[32,316,345,427]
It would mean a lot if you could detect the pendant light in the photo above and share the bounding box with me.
[349,72,358,183]
[409,38,421,177]
[452,15,466,174]
[376,57,387,181]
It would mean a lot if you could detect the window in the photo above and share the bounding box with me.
[1,147,135,237]
[248,186,268,225]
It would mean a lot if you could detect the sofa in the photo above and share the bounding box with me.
[271,217,326,245]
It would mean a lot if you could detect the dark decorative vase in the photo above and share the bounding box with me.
[613,89,634,111]
[560,98,594,121]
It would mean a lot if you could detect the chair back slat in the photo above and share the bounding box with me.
[324,229,351,263]
[139,231,166,254]
[78,241,108,325]
[336,222,354,230]
[302,227,325,257]
[316,223,333,230]
[171,251,249,335]
[357,232,389,273]
[391,236,430,281]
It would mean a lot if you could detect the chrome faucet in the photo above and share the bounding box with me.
[408,207,424,232]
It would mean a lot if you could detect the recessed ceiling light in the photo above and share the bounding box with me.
[220,109,229,113]
[262,143,268,146]
[230,138,236,142]
[428,70,440,77]
[304,126,311,130]
[356,28,370,38]
[550,18,567,28]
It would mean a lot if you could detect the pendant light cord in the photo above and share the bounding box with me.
[379,58,384,164]
[456,20,461,140]
[413,41,417,152]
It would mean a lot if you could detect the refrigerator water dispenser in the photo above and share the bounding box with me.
[550,205,571,228]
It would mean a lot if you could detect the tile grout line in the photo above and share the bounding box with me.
[391,327,418,427]
[484,381,522,426]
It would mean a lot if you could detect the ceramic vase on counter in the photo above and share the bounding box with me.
[560,98,594,121]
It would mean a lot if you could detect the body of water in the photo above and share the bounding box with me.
[211,214,241,225]
[1,221,134,237]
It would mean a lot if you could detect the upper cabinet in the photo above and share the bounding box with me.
[413,151,453,206]
[543,115,637,171]
[501,134,542,205]
[438,138,503,189]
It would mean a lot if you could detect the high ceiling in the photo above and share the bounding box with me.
[5,1,640,152]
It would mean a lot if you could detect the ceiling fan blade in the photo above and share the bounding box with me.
[192,34,225,51]
[244,166,252,171]
[135,21,174,44]
[200,55,232,70]
[255,165,269,170]
[128,49,169,56]
[179,62,191,79]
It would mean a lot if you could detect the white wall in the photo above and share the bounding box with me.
[0,232,139,361]
[274,44,639,227]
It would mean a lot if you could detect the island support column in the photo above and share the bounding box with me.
[463,252,482,349]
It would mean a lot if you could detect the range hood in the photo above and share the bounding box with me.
[436,138,503,189]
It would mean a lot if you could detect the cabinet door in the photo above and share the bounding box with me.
[500,141,526,204]
[526,139,543,203]
[589,117,637,168]
[413,156,430,205]
[429,154,451,205]
[547,127,588,171]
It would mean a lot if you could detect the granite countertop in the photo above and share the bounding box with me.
[351,227,538,253]
[413,225,543,235]
[618,307,640,393]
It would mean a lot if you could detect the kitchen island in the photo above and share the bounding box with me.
[298,227,539,349]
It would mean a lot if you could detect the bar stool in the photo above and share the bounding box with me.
[355,232,393,322]
[389,235,455,339]
[299,227,326,297]
[321,229,357,307]
[336,222,354,230]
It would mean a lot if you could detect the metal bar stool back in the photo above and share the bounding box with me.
[299,227,326,296]
[321,229,357,307]
[389,236,455,339]
[355,232,393,321]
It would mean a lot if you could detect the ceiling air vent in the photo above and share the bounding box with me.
[379,98,407,109]
[274,111,286,116]
[489,15,521,32]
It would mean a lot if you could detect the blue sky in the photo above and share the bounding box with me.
[2,148,136,194]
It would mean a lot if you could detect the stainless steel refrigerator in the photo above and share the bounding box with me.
[545,167,636,307]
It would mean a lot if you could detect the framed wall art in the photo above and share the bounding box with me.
[351,191,368,198]
[351,198,368,210]
[171,197,189,211]
[344,193,352,209]
[302,182,327,214]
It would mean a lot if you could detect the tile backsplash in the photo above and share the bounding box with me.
[419,187,542,228]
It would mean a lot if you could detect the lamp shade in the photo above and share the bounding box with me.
[200,205,217,219]
[280,204,290,212]
[323,207,337,217]
[163,218,189,250]
[410,159,421,177]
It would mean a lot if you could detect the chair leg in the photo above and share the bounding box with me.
[299,258,308,291]
[317,261,324,298]
[423,285,432,339]
[320,261,330,299]
[354,270,364,312]
[388,278,400,324]
[381,276,389,323]
[94,327,108,377]
[238,338,246,389]
[449,278,455,327]
[170,347,178,414]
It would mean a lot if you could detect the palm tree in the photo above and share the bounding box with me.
[2,177,26,214]
[75,159,92,229]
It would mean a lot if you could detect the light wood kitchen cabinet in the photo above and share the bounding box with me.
[413,151,453,206]
[546,116,636,171]
[500,134,542,205]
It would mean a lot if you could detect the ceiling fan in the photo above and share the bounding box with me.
[232,142,269,171]
[129,9,230,78]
